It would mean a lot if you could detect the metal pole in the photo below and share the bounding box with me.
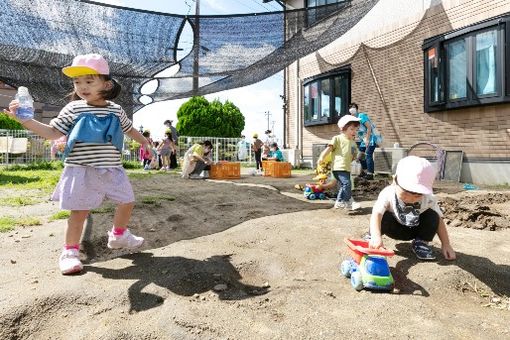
[192,0,200,94]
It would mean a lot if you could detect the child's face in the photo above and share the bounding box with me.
[395,181,423,204]
[72,75,110,105]
[342,124,359,140]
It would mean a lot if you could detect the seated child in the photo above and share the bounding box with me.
[267,142,284,162]
[367,156,456,261]
[261,144,270,160]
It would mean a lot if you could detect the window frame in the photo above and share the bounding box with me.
[303,66,351,127]
[423,14,510,112]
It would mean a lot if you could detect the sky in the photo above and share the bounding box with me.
[97,0,285,142]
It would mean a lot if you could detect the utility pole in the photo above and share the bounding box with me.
[264,111,272,131]
[192,0,200,94]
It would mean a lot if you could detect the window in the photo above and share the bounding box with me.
[303,67,350,127]
[423,14,510,112]
[306,0,348,27]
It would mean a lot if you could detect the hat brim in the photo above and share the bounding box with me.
[62,66,101,78]
[399,181,432,195]
[312,174,328,181]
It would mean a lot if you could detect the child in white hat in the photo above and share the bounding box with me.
[318,115,362,210]
[368,156,456,260]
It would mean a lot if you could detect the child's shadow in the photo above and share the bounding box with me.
[85,253,269,313]
[393,242,510,298]
[391,243,430,296]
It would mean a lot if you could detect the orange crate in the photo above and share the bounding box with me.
[272,162,292,178]
[210,162,240,179]
[263,160,276,177]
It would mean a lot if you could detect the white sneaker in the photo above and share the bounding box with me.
[59,248,83,275]
[334,201,346,209]
[346,198,361,211]
[107,229,144,249]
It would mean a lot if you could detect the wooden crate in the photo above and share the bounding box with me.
[262,160,275,177]
[264,161,292,178]
[210,162,241,179]
[272,162,292,178]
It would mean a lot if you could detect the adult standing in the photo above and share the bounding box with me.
[164,119,179,146]
[252,133,264,174]
[349,103,382,180]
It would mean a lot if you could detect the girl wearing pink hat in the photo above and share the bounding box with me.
[367,156,456,261]
[6,54,150,275]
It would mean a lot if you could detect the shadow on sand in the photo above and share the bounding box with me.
[86,253,269,313]
[393,242,510,298]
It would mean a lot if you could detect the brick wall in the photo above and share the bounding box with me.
[285,0,510,161]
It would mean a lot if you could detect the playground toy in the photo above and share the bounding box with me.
[340,238,395,291]
[303,183,327,200]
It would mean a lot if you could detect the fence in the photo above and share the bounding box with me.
[177,136,254,164]
[0,130,255,166]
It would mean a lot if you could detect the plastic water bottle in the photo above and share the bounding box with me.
[351,160,361,176]
[15,86,34,120]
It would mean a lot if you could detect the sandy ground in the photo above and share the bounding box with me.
[1,170,509,339]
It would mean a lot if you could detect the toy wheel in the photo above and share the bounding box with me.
[308,193,316,200]
[351,271,363,291]
[319,193,326,200]
[340,260,351,278]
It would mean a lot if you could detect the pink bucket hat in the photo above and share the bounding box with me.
[62,54,110,78]
[395,156,436,195]
[337,115,360,129]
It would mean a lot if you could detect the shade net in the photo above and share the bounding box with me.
[0,0,379,116]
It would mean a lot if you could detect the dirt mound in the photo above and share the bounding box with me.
[440,193,510,231]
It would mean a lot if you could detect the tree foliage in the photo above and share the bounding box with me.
[176,96,245,137]
[0,112,24,130]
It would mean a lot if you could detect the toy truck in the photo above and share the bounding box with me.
[340,238,395,291]
[303,183,326,200]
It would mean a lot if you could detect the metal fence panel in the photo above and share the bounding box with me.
[0,130,255,166]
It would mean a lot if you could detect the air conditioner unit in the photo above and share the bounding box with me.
[282,149,301,167]
[374,147,407,175]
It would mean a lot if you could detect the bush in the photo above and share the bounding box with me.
[0,112,24,130]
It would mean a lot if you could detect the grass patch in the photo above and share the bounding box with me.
[0,196,43,206]
[0,216,42,233]
[3,161,63,171]
[49,210,71,221]
[0,169,61,192]
[140,195,175,205]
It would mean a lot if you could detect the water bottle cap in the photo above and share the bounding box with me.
[18,86,29,96]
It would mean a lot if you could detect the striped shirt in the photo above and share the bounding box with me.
[50,100,133,168]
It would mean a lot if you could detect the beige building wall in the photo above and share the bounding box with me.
[285,0,510,183]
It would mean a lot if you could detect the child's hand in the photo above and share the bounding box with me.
[4,100,19,119]
[441,244,456,260]
[368,235,383,249]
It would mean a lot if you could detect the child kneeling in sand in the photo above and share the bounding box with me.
[368,156,456,261]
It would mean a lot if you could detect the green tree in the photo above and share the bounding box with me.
[176,96,245,137]
[0,112,24,130]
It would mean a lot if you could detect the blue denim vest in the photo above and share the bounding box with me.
[63,112,124,159]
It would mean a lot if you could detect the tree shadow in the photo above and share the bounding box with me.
[85,253,269,313]
[393,242,510,298]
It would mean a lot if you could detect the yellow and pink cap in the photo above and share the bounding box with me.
[62,54,110,78]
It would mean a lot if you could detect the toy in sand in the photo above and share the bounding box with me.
[339,238,395,291]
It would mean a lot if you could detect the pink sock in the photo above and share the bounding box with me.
[64,244,80,251]
[112,227,126,236]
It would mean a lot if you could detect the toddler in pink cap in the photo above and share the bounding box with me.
[367,156,456,260]
[5,54,151,274]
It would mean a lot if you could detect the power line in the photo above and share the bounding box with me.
[230,0,260,13]
[248,0,271,12]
